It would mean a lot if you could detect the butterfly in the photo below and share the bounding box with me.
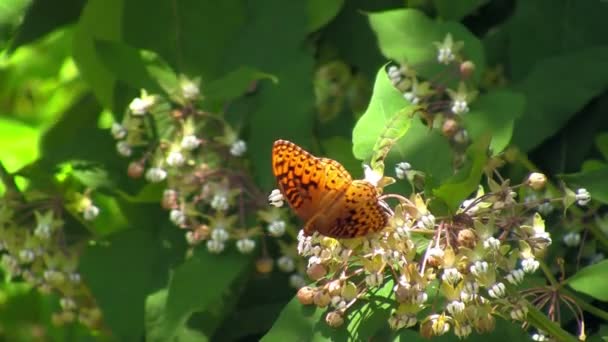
[271,139,387,238]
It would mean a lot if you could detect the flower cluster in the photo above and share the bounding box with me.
[284,168,576,337]
[110,76,286,256]
[0,203,102,329]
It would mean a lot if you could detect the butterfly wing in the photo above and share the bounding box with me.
[307,180,387,238]
[272,140,352,222]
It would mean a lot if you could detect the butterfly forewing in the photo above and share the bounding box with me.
[272,139,387,238]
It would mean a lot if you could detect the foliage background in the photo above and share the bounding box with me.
[1,0,608,341]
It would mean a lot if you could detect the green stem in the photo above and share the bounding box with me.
[526,304,578,342]
[539,260,559,287]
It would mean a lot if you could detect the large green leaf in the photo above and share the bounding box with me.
[353,66,452,183]
[146,248,250,341]
[512,47,608,152]
[368,8,485,83]
[560,166,608,205]
[506,0,608,81]
[433,135,489,212]
[463,89,525,155]
[79,229,163,341]
[352,66,412,161]
[566,260,608,301]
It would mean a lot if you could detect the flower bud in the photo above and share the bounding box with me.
[255,257,274,274]
[459,61,475,79]
[296,286,315,305]
[325,311,344,328]
[313,290,331,308]
[442,118,459,138]
[457,228,477,248]
[127,161,145,179]
[327,280,342,296]
[526,172,547,190]
[307,263,327,281]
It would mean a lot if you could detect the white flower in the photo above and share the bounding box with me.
[505,269,525,285]
[483,237,501,251]
[230,140,247,157]
[145,167,167,183]
[446,300,465,316]
[575,188,591,206]
[277,256,295,272]
[34,223,52,240]
[268,189,284,207]
[437,47,455,64]
[488,282,506,298]
[460,282,479,302]
[207,239,225,253]
[510,304,528,321]
[470,261,489,277]
[451,99,469,114]
[268,220,286,237]
[296,230,313,255]
[289,274,306,289]
[83,205,100,221]
[522,257,540,273]
[129,94,156,115]
[60,297,77,311]
[181,79,200,100]
[454,324,472,338]
[68,272,81,284]
[210,195,229,211]
[365,272,384,287]
[442,268,462,285]
[18,249,35,263]
[363,164,382,186]
[453,129,469,144]
[211,228,229,241]
[531,330,547,341]
[181,135,200,150]
[563,232,581,247]
[116,141,132,157]
[387,65,402,84]
[403,92,419,104]
[111,122,127,139]
[166,150,185,167]
[169,209,186,226]
[395,162,411,180]
[388,313,417,330]
[236,238,256,254]
[417,214,436,229]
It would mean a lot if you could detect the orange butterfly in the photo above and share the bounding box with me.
[271,139,387,238]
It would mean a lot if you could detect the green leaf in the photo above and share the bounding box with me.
[146,248,250,341]
[433,135,490,212]
[72,0,123,108]
[204,66,278,104]
[368,8,485,83]
[512,47,608,152]
[595,133,608,161]
[320,136,363,177]
[463,89,526,154]
[567,260,608,301]
[307,0,344,32]
[79,229,163,341]
[352,66,412,161]
[94,40,162,93]
[9,0,86,51]
[506,0,608,81]
[0,118,40,172]
[434,0,487,21]
[560,166,608,204]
